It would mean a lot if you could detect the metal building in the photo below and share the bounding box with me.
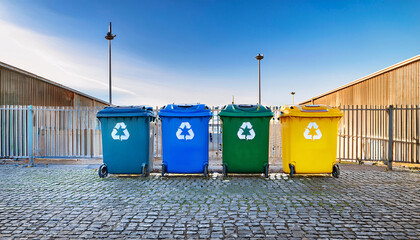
[0,61,109,107]
[302,55,420,106]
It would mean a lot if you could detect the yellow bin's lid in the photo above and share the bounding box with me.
[280,104,343,118]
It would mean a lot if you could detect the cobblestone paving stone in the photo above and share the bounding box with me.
[0,164,419,239]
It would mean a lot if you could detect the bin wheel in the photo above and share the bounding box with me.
[203,164,209,178]
[161,164,166,177]
[264,164,269,178]
[142,165,149,177]
[98,165,108,178]
[289,164,295,178]
[223,164,228,177]
[332,164,340,178]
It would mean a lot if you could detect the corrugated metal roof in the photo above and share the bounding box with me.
[0,61,109,105]
[301,54,420,104]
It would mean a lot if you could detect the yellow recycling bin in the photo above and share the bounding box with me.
[280,104,343,177]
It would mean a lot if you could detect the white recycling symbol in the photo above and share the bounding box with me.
[237,122,256,140]
[176,122,194,140]
[111,122,130,141]
[304,122,322,140]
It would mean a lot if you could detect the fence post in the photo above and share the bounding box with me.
[28,105,34,166]
[388,105,393,170]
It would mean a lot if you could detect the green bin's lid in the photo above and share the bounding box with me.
[97,106,156,118]
[280,104,343,118]
[219,104,273,117]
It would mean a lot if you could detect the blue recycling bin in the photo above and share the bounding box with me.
[97,106,156,178]
[159,104,213,177]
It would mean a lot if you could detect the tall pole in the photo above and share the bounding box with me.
[105,22,116,105]
[258,59,261,104]
[255,54,264,105]
[108,39,112,104]
[291,92,295,104]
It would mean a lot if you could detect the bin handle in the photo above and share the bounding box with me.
[237,104,255,109]
[177,104,194,108]
[301,109,328,112]
[294,105,328,112]
[236,104,261,112]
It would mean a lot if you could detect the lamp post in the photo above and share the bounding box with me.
[255,53,264,105]
[105,22,116,105]
[291,92,296,104]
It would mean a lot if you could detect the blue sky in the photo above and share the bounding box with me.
[0,0,419,106]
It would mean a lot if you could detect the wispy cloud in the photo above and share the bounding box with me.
[0,18,253,106]
[0,19,135,95]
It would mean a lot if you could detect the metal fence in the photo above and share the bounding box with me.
[33,106,104,158]
[0,106,104,162]
[338,106,389,163]
[1,106,31,159]
[338,105,420,167]
[1,105,282,165]
[152,106,282,161]
[3,104,419,168]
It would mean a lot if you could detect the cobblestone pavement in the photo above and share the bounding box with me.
[0,164,419,239]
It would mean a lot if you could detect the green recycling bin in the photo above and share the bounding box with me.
[219,104,273,177]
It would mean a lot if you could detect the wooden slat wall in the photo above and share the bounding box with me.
[301,57,420,165]
[305,60,420,107]
[0,67,108,108]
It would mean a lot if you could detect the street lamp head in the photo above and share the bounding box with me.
[255,53,264,60]
[105,22,116,40]
[105,32,116,40]
[291,92,295,95]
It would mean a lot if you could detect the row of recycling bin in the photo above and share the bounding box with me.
[97,104,343,178]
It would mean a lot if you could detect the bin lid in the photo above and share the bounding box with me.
[158,104,213,117]
[97,106,156,118]
[280,104,343,118]
[218,104,273,117]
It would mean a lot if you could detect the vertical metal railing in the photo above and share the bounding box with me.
[32,106,104,158]
[209,107,222,160]
[338,105,420,165]
[3,105,418,167]
[1,105,104,161]
[0,106,30,159]
[153,106,162,158]
[151,106,224,160]
[152,106,281,161]
[338,105,389,163]
[269,107,282,160]
[391,105,419,165]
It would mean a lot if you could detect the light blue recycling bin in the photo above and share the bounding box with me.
[159,104,213,177]
[97,106,156,178]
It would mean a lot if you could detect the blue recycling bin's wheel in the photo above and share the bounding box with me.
[142,164,149,177]
[161,164,166,177]
[98,165,108,178]
[332,164,340,178]
[289,164,295,178]
[223,164,228,177]
[264,164,269,178]
[203,164,209,178]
